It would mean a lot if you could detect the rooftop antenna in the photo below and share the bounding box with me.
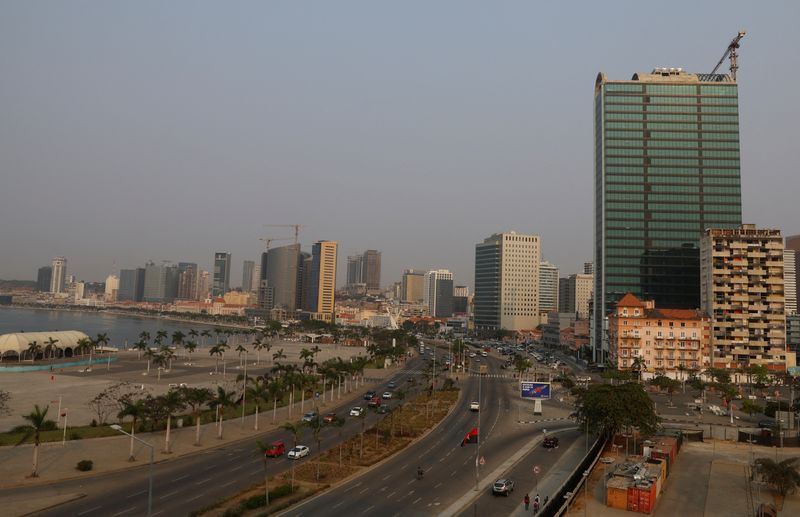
[710,31,746,80]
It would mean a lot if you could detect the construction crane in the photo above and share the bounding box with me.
[259,237,292,252]
[263,224,306,244]
[710,31,745,80]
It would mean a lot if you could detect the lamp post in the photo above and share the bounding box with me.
[111,424,154,517]
[583,470,589,517]
[475,365,482,491]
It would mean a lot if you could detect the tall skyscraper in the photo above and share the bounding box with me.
[262,243,301,312]
[401,269,425,303]
[539,261,560,317]
[304,241,338,320]
[242,260,255,292]
[474,232,540,331]
[196,270,211,300]
[425,269,454,318]
[700,225,790,370]
[119,268,146,302]
[50,256,67,293]
[36,266,52,292]
[346,254,363,286]
[453,285,469,315]
[785,249,797,316]
[361,250,382,292]
[143,262,179,303]
[213,253,231,297]
[175,263,197,300]
[593,68,743,360]
[252,263,261,292]
[787,235,800,309]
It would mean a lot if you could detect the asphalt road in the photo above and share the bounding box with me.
[8,358,426,517]
[281,355,576,517]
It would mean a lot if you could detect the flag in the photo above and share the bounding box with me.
[461,427,479,446]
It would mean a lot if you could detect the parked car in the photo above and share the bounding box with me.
[382,391,393,400]
[302,411,318,423]
[543,436,559,449]
[350,406,364,417]
[492,479,515,496]
[323,412,337,424]
[470,401,480,412]
[758,419,776,429]
[287,445,310,459]
[377,405,388,414]
[264,441,285,458]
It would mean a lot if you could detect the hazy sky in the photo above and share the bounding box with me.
[2,1,798,288]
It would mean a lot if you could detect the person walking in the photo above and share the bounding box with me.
[533,500,540,514]
[524,493,530,511]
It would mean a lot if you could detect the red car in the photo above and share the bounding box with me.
[264,441,285,458]
[368,396,381,408]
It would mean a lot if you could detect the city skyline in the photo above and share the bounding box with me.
[2,3,799,289]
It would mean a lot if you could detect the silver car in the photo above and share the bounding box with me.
[492,479,514,496]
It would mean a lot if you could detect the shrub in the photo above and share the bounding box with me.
[91,419,98,427]
[70,432,82,440]
[182,415,193,426]
[270,484,294,499]
[243,495,264,509]
[76,460,93,471]
[40,420,58,431]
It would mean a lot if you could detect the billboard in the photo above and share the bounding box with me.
[520,382,551,399]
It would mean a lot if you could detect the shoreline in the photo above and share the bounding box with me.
[2,304,252,332]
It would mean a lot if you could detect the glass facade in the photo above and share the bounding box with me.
[593,71,743,358]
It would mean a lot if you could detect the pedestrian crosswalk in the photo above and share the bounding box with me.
[518,416,574,425]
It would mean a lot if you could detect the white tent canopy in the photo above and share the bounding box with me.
[0,331,91,359]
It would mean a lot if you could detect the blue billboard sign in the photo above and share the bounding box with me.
[520,382,551,399]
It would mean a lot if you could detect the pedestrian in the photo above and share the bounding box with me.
[533,500,539,514]
[524,493,530,511]
[534,494,540,505]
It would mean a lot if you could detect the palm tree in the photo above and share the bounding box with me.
[44,337,60,361]
[200,329,211,347]
[268,377,284,424]
[247,377,270,431]
[183,340,197,364]
[181,387,212,446]
[118,398,146,461]
[152,352,168,382]
[330,416,346,466]
[133,339,148,360]
[252,337,263,365]
[754,457,800,509]
[160,345,176,371]
[306,413,324,481]
[631,356,646,383]
[255,439,273,507]
[17,404,50,477]
[158,389,185,454]
[143,347,157,375]
[171,330,186,352]
[214,386,236,439]
[138,331,151,345]
[280,420,306,448]
[155,330,168,347]
[272,348,286,364]
[26,341,41,362]
[209,344,225,375]
[75,337,92,358]
[188,329,199,344]
[235,344,247,369]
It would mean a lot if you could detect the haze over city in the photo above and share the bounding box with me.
[1,1,798,287]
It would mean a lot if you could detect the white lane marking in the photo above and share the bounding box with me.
[434,482,442,488]
[112,508,136,516]
[342,481,362,493]
[195,477,212,485]
[382,474,391,481]
[332,501,344,509]
[401,463,408,470]
[77,506,102,516]
[407,479,415,485]
[228,465,243,472]
[380,486,387,492]
[413,497,422,504]
[221,479,237,488]
[361,505,375,515]
[172,474,189,482]
[187,494,204,502]
[160,490,179,500]
[450,470,457,477]
[126,490,146,499]
[151,511,164,517]
[359,487,370,495]
[387,491,397,498]
[202,464,214,471]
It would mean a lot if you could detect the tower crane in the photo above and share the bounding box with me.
[710,31,745,80]
[259,237,292,252]
[263,224,306,244]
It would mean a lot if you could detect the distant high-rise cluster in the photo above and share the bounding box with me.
[401,269,425,303]
[346,250,382,295]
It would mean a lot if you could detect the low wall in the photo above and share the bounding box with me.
[0,356,117,373]
[540,432,605,517]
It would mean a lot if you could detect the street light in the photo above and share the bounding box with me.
[583,470,590,517]
[111,424,154,516]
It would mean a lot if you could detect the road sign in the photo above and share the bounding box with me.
[533,465,540,474]
[479,456,485,465]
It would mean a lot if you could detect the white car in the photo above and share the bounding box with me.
[287,445,310,459]
[470,401,480,412]
[350,406,364,417]
[382,391,392,399]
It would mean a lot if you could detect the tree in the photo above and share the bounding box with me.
[330,416,346,466]
[118,397,147,460]
[183,340,197,363]
[255,440,272,507]
[272,348,286,364]
[631,356,646,383]
[75,337,92,357]
[181,387,212,446]
[247,377,270,431]
[741,400,764,417]
[306,414,324,480]
[133,339,148,360]
[171,331,185,351]
[26,340,41,362]
[214,386,236,439]
[268,377,284,424]
[514,357,532,379]
[573,382,660,439]
[0,389,10,416]
[88,382,131,425]
[17,404,51,477]
[754,457,800,509]
[44,336,60,361]
[707,367,731,385]
[280,420,306,447]
[235,344,248,368]
[209,344,225,374]
[158,389,185,453]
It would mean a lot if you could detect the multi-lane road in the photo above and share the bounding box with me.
[5,358,426,516]
[282,351,577,517]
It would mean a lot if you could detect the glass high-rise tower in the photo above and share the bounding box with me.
[593,68,742,361]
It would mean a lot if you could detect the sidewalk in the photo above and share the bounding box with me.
[508,431,588,516]
[0,368,395,489]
